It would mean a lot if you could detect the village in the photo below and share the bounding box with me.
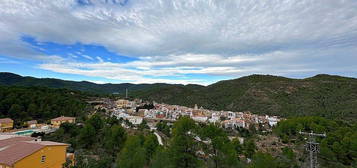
[92,98,281,131]
[0,98,281,168]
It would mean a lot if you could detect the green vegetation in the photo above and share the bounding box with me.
[0,86,87,126]
[132,74,357,121]
[156,121,171,137]
[0,72,173,94]
[43,116,268,168]
[2,72,357,121]
[274,116,357,167]
[2,73,357,167]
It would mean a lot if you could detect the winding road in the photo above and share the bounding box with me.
[154,132,164,145]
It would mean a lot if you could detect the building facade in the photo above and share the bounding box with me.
[51,116,76,128]
[0,135,69,168]
[0,118,14,132]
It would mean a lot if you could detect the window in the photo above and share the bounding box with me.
[41,155,46,163]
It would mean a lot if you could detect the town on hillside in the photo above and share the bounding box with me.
[0,97,281,168]
[91,98,281,131]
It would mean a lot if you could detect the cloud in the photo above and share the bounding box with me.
[81,54,94,60]
[0,57,20,64]
[38,61,207,84]
[1,0,357,84]
[96,56,104,62]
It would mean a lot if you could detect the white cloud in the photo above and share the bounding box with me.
[1,0,357,84]
[81,54,94,60]
[96,56,104,62]
[0,57,20,64]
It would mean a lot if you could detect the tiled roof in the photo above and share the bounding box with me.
[0,136,68,166]
[0,118,13,124]
[26,141,68,146]
[51,116,75,121]
[0,136,35,148]
[0,141,44,166]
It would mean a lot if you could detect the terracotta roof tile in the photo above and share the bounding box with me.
[0,136,35,148]
[0,118,13,124]
[0,141,44,166]
[51,116,75,121]
[0,136,68,166]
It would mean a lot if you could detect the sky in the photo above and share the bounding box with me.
[0,0,357,85]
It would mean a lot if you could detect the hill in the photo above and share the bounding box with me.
[0,86,88,127]
[131,74,357,121]
[0,72,173,94]
[1,72,357,121]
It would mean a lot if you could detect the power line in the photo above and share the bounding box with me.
[299,131,326,168]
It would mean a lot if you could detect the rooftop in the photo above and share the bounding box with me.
[0,118,13,124]
[51,116,75,121]
[0,135,68,166]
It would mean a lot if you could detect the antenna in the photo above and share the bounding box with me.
[125,88,128,99]
[299,130,326,168]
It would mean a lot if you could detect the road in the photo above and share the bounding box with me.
[154,132,164,145]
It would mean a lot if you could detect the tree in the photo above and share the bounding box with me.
[117,136,146,168]
[169,117,200,168]
[27,103,38,118]
[8,104,22,119]
[232,139,243,155]
[200,124,239,168]
[249,152,277,168]
[244,139,256,159]
[104,124,127,154]
[86,114,103,131]
[156,121,171,137]
[150,147,172,168]
[209,136,239,168]
[278,147,297,168]
[79,124,96,148]
[143,134,159,164]
[139,119,150,130]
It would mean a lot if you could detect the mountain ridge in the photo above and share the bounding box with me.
[1,72,357,121]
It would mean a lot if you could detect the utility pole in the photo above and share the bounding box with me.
[299,131,326,168]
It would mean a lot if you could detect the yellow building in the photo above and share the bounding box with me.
[116,99,129,108]
[51,116,76,128]
[25,120,38,128]
[0,135,69,168]
[0,118,14,132]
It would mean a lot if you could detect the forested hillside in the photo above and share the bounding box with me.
[132,74,357,121]
[0,72,171,94]
[275,116,357,167]
[0,86,88,127]
[2,72,357,121]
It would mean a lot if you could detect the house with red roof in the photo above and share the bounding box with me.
[0,135,69,168]
[51,116,76,128]
[0,118,14,132]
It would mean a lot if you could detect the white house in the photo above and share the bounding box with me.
[227,111,236,119]
[267,116,279,127]
[223,118,246,129]
[128,116,143,125]
[191,116,208,122]
[208,113,220,123]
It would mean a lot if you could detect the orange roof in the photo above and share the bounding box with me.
[0,136,68,166]
[0,118,13,124]
[51,116,75,121]
[0,136,35,148]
